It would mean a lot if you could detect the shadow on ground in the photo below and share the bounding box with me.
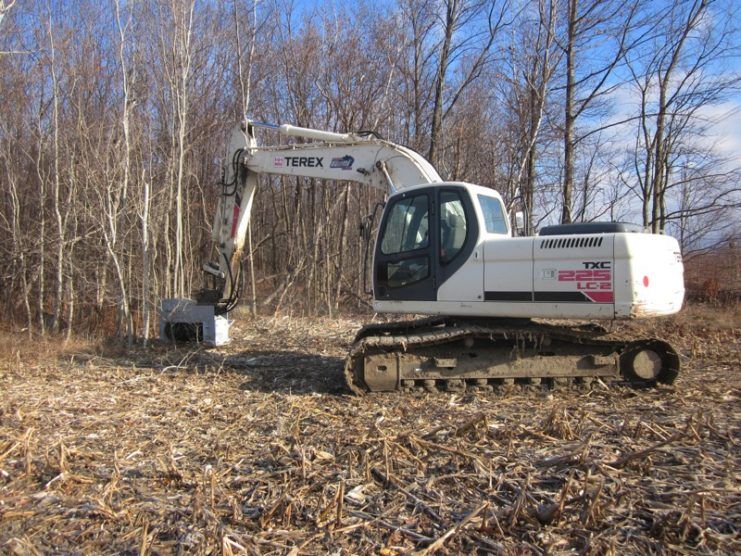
[201,349,348,395]
[64,342,350,396]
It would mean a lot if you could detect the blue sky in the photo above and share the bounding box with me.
[288,0,740,165]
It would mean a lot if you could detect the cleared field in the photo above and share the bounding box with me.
[0,304,739,554]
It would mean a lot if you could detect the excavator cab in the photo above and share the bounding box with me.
[373,184,480,302]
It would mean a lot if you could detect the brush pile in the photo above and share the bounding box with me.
[1,304,738,554]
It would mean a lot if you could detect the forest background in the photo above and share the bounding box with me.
[0,0,738,341]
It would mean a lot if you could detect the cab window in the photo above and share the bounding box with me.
[440,190,467,264]
[477,194,508,234]
[386,257,429,288]
[380,194,429,255]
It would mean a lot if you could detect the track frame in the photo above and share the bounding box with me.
[344,318,680,394]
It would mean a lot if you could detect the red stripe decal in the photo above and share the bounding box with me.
[584,291,614,303]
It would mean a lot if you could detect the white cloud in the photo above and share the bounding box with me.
[700,99,741,165]
[598,82,741,170]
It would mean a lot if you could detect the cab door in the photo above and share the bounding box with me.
[373,190,436,301]
[373,186,479,302]
[435,187,480,301]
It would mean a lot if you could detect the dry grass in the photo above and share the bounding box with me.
[0,304,739,554]
[684,243,740,303]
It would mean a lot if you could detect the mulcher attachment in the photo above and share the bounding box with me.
[343,318,680,394]
[160,298,229,346]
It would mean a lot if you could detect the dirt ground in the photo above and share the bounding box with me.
[0,304,739,554]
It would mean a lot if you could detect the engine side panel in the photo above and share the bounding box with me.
[532,234,616,318]
[479,234,617,319]
[481,237,533,302]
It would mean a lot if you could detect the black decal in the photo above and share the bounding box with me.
[484,291,532,301]
[583,261,611,269]
[485,291,599,302]
[282,156,324,168]
[533,291,591,302]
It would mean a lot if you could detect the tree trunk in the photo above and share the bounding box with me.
[561,0,577,224]
[141,173,151,343]
[428,0,457,168]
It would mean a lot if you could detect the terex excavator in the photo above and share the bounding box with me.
[160,120,685,393]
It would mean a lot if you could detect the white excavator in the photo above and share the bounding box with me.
[160,119,684,393]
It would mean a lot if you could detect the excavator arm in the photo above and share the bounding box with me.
[161,119,441,343]
[202,120,441,311]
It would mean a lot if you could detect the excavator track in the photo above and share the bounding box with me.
[343,318,679,394]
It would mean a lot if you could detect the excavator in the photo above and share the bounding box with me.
[160,119,685,394]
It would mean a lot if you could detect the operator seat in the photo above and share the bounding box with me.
[442,211,465,263]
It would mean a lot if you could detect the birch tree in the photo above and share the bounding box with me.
[161,0,197,299]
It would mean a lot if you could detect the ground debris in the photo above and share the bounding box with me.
[0,306,739,553]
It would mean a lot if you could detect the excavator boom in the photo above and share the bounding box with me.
[160,119,443,344]
[210,122,441,297]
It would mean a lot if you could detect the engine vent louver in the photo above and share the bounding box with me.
[539,236,603,250]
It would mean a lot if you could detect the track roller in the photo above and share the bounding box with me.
[445,379,465,392]
[422,379,437,392]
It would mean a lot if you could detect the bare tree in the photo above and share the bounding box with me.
[46,9,66,332]
[499,0,559,232]
[234,0,265,317]
[557,0,641,223]
[428,0,512,170]
[395,0,436,148]
[104,0,134,344]
[158,0,197,299]
[623,0,739,235]
[0,0,16,30]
